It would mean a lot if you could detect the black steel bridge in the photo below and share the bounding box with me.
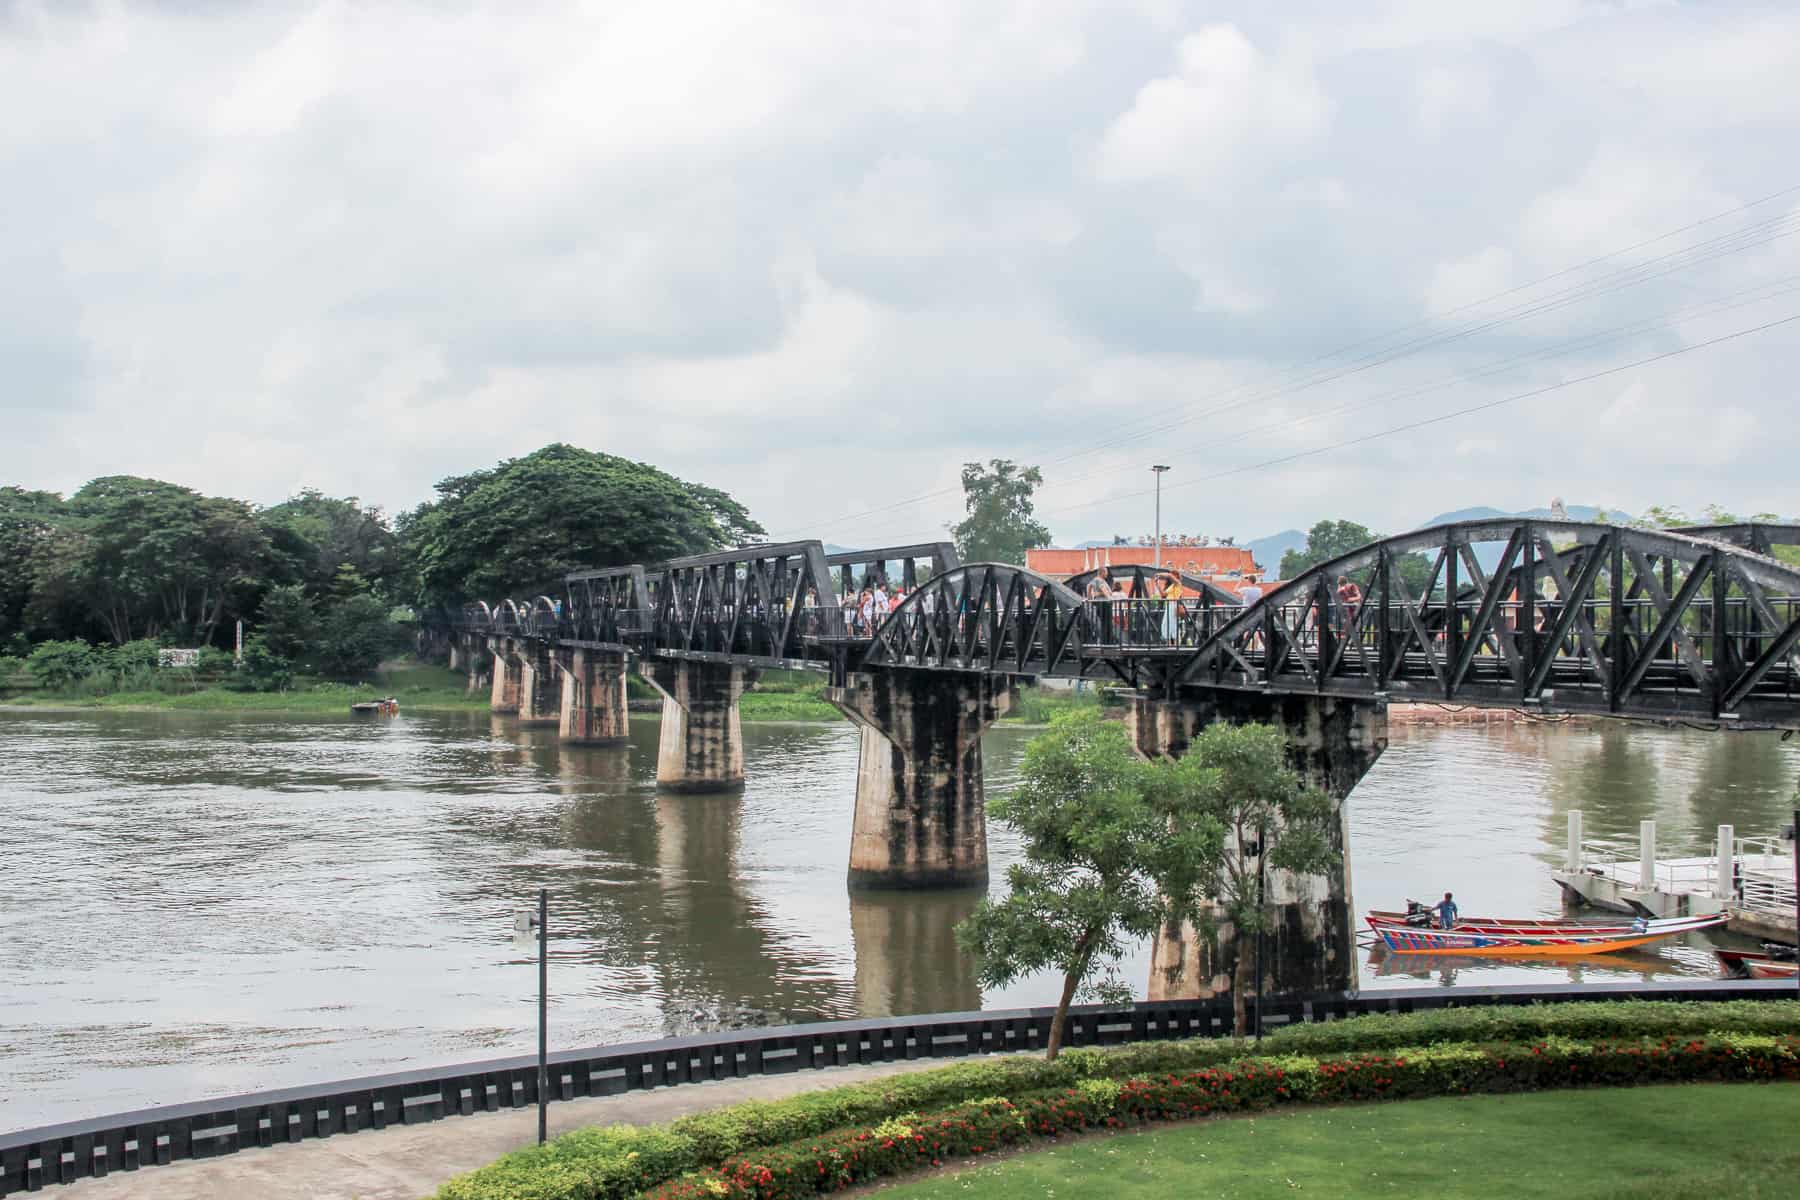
[451,519,1800,729]
[428,517,1800,998]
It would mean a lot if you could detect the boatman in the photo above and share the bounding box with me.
[1435,891,1459,929]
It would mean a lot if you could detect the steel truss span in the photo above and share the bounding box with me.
[2,980,1786,1193]
[1177,520,1800,727]
[439,520,1800,728]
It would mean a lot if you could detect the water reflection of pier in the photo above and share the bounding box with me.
[439,719,983,1034]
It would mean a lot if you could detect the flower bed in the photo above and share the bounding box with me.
[434,1001,1800,1200]
[641,1034,1800,1199]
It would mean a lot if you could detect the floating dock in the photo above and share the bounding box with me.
[1551,811,1797,942]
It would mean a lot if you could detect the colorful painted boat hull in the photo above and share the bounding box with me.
[1366,910,1640,936]
[1373,913,1727,957]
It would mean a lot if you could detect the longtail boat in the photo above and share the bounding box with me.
[1716,945,1798,980]
[1372,912,1727,957]
[1366,908,1643,936]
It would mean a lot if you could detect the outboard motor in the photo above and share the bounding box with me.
[1763,942,1798,963]
[1404,900,1432,928]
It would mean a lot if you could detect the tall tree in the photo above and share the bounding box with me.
[399,444,764,604]
[0,487,65,648]
[948,459,1051,565]
[1149,723,1338,1036]
[31,476,269,645]
[259,490,401,599]
[955,710,1187,1060]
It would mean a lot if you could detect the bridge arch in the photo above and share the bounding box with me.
[1063,564,1243,608]
[1176,519,1800,727]
[863,564,1087,674]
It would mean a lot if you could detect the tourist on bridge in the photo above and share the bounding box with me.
[1336,575,1362,634]
[1159,571,1186,644]
[1435,892,1459,929]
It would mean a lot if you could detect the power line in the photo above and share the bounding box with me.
[1036,311,1800,521]
[1037,274,1800,497]
[767,182,1800,541]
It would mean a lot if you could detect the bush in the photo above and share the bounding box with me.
[315,594,400,679]
[258,584,318,663]
[642,1035,1800,1199]
[234,635,293,693]
[434,1001,1800,1200]
[105,638,164,675]
[26,639,98,690]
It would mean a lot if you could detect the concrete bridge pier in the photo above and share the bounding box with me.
[639,659,760,792]
[516,642,562,727]
[1132,690,1388,999]
[827,670,1012,891]
[558,648,630,746]
[487,639,522,715]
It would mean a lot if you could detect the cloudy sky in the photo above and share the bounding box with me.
[4,0,1798,550]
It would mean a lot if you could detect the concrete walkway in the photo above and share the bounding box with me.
[61,1058,963,1200]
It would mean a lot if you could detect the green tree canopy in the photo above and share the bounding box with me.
[399,443,763,603]
[955,710,1194,1059]
[0,486,66,648]
[31,476,269,645]
[259,490,401,600]
[948,459,1051,565]
[1148,723,1338,1035]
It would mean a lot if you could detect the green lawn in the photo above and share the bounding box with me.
[873,1083,1800,1200]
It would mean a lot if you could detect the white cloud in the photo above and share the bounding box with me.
[1094,25,1327,184]
[1426,246,1516,314]
[2,0,1798,551]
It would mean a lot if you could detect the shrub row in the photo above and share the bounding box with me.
[433,1001,1800,1200]
[642,1033,1800,1199]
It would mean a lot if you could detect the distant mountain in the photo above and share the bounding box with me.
[1413,503,1617,573]
[1243,529,1306,574]
[1415,503,1613,529]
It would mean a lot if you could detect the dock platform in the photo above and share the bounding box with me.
[1551,812,1797,942]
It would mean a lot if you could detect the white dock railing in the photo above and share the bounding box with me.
[1565,813,1796,916]
[1734,834,1798,919]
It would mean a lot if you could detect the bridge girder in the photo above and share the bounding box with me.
[441,518,1800,729]
[1177,519,1800,727]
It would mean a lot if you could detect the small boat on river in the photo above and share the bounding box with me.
[1716,945,1798,980]
[350,697,400,717]
[1369,909,1727,957]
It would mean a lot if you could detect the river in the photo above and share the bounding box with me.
[1,708,1796,1130]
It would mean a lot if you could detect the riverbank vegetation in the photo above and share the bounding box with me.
[431,1000,1800,1200]
[0,659,486,713]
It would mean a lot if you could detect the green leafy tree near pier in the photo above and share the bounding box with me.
[956,710,1175,1060]
[1149,722,1339,1037]
[957,711,1339,1056]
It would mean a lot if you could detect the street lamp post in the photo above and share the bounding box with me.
[1152,465,1170,568]
[515,890,549,1144]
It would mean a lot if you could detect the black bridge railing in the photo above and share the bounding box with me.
[1,979,1789,1194]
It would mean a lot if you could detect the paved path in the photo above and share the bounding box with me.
[62,1058,960,1200]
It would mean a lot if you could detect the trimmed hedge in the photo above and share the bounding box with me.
[434,1001,1800,1200]
[642,1034,1800,1198]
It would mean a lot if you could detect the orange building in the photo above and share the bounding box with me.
[1026,544,1269,597]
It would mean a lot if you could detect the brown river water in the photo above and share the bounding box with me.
[1,708,1796,1129]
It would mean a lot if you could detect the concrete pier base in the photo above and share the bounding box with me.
[516,643,561,727]
[559,648,630,745]
[640,659,759,792]
[1134,690,1387,999]
[488,640,522,715]
[827,670,1012,891]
